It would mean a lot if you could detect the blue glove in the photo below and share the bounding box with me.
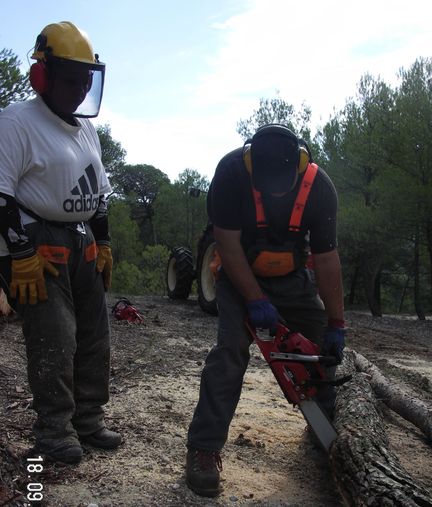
[321,327,346,365]
[246,297,278,330]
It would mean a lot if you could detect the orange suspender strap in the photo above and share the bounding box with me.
[252,162,318,231]
[288,163,318,232]
[252,187,267,228]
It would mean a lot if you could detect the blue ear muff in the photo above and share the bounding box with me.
[29,61,49,95]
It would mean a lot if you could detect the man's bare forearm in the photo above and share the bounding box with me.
[213,225,263,301]
[313,249,344,322]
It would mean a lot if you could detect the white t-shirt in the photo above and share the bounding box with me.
[0,96,111,255]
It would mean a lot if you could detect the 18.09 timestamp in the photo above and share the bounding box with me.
[26,455,44,502]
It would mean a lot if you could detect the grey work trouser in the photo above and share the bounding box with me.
[18,222,110,446]
[187,268,331,452]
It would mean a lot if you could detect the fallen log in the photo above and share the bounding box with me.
[330,350,432,506]
[353,350,432,441]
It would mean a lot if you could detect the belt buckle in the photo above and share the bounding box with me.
[76,222,86,235]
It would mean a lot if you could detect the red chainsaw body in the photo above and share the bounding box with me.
[248,322,326,406]
[112,298,144,324]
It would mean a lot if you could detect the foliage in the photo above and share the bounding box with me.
[108,199,143,265]
[109,163,171,245]
[322,65,432,316]
[140,244,170,295]
[153,169,209,251]
[96,124,126,175]
[0,48,32,109]
[111,260,144,295]
[237,95,312,139]
[236,94,324,165]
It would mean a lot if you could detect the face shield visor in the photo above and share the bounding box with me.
[48,57,105,118]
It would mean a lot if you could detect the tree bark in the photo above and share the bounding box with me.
[330,351,432,506]
[426,217,432,303]
[348,266,359,305]
[361,255,382,317]
[352,351,432,441]
[413,227,426,320]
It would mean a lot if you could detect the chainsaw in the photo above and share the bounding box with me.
[246,319,348,452]
[111,298,144,324]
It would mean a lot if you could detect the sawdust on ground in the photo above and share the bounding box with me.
[0,296,431,507]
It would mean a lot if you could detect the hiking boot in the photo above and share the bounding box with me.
[30,441,83,465]
[79,428,122,450]
[186,448,222,497]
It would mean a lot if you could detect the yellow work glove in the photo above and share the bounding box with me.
[10,253,59,305]
[96,244,113,291]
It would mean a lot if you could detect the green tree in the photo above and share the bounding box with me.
[111,260,144,295]
[140,244,170,295]
[153,169,209,251]
[322,74,396,316]
[385,58,432,317]
[109,164,170,245]
[96,124,126,175]
[108,199,143,265]
[0,48,32,109]
[236,94,323,163]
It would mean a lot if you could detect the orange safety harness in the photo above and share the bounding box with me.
[249,162,318,277]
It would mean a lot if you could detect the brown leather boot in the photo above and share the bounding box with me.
[186,448,222,497]
[30,440,83,464]
[79,428,122,449]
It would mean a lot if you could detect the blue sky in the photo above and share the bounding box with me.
[2,0,431,181]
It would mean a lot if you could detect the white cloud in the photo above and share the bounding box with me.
[95,106,244,182]
[97,0,432,181]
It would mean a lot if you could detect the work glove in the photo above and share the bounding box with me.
[96,244,113,291]
[321,327,346,365]
[246,297,278,331]
[10,252,59,305]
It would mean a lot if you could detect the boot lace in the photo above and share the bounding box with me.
[193,450,222,472]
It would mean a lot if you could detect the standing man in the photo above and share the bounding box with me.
[186,124,345,497]
[0,21,121,464]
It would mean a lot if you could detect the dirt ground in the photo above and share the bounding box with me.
[0,295,431,507]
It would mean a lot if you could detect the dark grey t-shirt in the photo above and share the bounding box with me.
[207,147,338,255]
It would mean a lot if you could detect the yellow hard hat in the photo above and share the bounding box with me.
[31,21,98,65]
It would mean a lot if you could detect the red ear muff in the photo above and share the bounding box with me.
[29,61,49,95]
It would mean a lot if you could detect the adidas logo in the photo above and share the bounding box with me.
[63,164,100,213]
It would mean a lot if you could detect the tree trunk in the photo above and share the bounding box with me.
[426,217,432,303]
[150,217,157,245]
[330,351,432,506]
[348,266,359,305]
[414,228,426,320]
[373,268,381,314]
[398,272,411,314]
[361,255,382,317]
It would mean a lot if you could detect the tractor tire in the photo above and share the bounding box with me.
[196,225,218,315]
[166,247,194,299]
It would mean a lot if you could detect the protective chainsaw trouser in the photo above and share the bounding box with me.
[17,221,110,447]
[187,268,333,452]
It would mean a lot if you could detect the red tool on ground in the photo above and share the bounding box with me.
[246,320,344,452]
[111,298,144,324]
